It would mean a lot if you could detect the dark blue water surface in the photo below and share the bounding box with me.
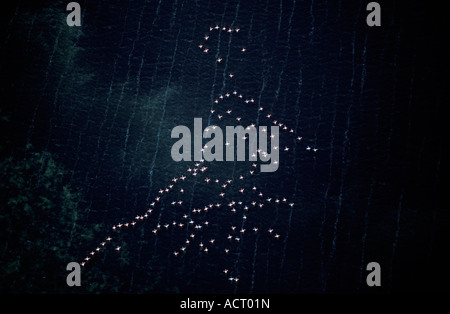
[0,0,448,294]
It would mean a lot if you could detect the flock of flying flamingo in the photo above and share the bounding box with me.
[80,25,318,285]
